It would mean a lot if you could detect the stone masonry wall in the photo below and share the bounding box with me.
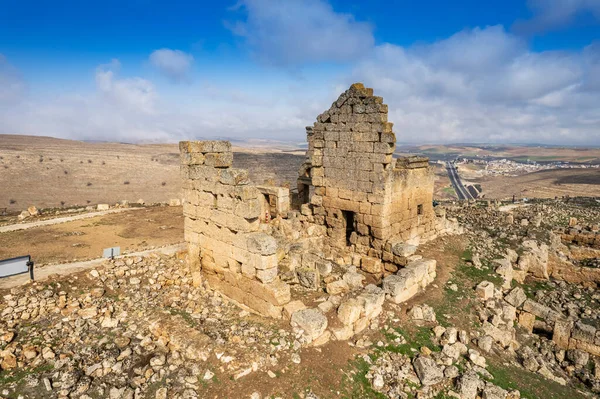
[180,141,290,318]
[302,83,437,261]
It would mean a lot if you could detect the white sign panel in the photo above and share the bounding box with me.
[102,247,121,258]
[0,256,31,278]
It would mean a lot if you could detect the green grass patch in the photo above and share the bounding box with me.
[0,363,54,387]
[380,326,439,357]
[485,361,588,399]
[167,308,197,328]
[339,357,388,399]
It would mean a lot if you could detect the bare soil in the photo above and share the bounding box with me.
[0,206,184,265]
[473,169,600,200]
[0,135,305,212]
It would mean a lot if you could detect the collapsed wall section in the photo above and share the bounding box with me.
[180,141,290,318]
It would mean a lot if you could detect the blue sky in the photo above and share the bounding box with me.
[1,0,599,145]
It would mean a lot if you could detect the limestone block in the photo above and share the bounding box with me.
[391,242,418,257]
[553,320,573,350]
[357,285,385,319]
[204,152,233,168]
[475,281,495,300]
[504,287,527,308]
[283,300,307,320]
[337,298,363,325]
[342,271,365,289]
[180,152,206,165]
[354,317,369,334]
[360,256,383,274]
[205,274,283,318]
[187,165,220,182]
[383,275,418,303]
[518,312,535,333]
[572,322,597,343]
[219,168,249,186]
[492,259,512,290]
[569,338,600,357]
[482,322,513,348]
[222,271,290,306]
[291,309,328,342]
[522,299,551,319]
[326,279,349,295]
[256,267,277,284]
[331,325,354,341]
[297,268,320,290]
[246,232,278,255]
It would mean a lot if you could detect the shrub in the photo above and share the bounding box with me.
[124,181,130,185]
[64,170,68,175]
[161,182,167,186]
[86,182,92,187]
[87,159,92,164]
[60,201,65,206]
[9,199,16,204]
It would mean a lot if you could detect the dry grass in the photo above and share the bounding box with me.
[0,135,305,212]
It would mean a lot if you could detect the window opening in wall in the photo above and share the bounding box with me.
[417,204,423,215]
[342,210,355,246]
[299,183,310,204]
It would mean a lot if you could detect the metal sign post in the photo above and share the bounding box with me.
[102,247,121,259]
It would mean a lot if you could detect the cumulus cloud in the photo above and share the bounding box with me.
[514,0,600,34]
[0,54,26,104]
[226,0,374,66]
[0,58,323,143]
[351,26,600,145]
[149,49,194,82]
[96,59,157,113]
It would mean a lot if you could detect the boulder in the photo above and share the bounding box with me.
[413,356,443,386]
[290,308,328,342]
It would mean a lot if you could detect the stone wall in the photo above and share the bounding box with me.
[299,83,439,263]
[180,141,290,317]
[561,229,600,249]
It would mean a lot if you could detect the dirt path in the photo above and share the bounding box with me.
[0,207,144,233]
[0,243,185,289]
[0,206,184,265]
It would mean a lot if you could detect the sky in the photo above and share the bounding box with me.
[1,0,599,145]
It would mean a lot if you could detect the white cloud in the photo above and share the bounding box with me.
[149,49,194,82]
[514,0,600,34]
[0,54,26,104]
[1,19,599,146]
[351,26,600,145]
[96,59,157,113]
[226,0,374,66]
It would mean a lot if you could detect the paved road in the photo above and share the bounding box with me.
[0,207,143,233]
[446,162,473,200]
[0,243,185,289]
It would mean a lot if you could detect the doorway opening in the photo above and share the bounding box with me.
[342,210,356,246]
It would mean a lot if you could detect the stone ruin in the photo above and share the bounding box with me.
[179,83,460,343]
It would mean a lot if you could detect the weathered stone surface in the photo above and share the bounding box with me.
[413,356,443,386]
[504,287,527,308]
[337,298,362,325]
[291,309,328,342]
[476,281,495,300]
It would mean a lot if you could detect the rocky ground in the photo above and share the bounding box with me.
[1,197,599,399]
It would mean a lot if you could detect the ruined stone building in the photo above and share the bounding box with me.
[297,83,437,261]
[179,83,460,342]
